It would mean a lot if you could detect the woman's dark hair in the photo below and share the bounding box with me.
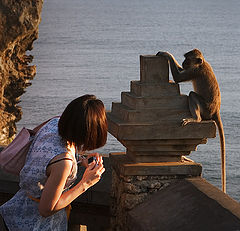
[58,95,108,151]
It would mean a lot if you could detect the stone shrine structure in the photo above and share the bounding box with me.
[107,55,217,230]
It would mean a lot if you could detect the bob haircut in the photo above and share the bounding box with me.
[58,95,108,152]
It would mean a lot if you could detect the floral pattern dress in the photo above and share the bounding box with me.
[0,117,78,231]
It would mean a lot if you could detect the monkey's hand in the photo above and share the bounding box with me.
[182,118,190,126]
[156,51,173,60]
[181,118,198,126]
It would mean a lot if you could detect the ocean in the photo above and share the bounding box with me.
[17,0,240,201]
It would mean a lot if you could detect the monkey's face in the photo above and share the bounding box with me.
[182,58,191,69]
[182,57,203,69]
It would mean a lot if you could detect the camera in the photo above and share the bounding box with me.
[88,156,98,167]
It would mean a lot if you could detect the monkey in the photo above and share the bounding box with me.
[156,49,226,193]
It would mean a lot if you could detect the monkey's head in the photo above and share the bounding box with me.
[182,49,204,69]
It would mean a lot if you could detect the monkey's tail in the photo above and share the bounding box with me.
[213,112,226,193]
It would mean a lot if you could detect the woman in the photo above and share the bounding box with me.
[0,94,108,230]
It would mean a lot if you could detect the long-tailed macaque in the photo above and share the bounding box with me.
[156,49,226,193]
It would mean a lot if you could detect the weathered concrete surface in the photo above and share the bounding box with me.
[0,0,43,145]
[128,177,240,231]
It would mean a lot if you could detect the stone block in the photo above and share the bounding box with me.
[130,81,180,97]
[107,113,216,140]
[125,143,197,152]
[121,92,189,110]
[140,55,169,83]
[126,151,182,163]
[119,139,205,162]
[111,102,190,124]
[122,139,207,146]
[122,139,207,147]
[110,153,202,176]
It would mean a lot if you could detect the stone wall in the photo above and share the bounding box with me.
[111,169,179,230]
[0,0,43,145]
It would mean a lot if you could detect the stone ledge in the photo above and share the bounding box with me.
[111,101,191,123]
[107,113,216,140]
[110,152,202,176]
[127,177,240,231]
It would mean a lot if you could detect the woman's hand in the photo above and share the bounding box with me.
[80,155,105,190]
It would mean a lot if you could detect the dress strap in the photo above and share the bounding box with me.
[47,158,73,167]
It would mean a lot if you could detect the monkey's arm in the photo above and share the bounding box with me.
[156,51,193,83]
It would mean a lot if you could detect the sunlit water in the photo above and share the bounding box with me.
[17,0,240,201]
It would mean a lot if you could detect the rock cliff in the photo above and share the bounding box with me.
[0,0,43,145]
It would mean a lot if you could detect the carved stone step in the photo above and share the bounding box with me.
[107,113,216,140]
[127,149,191,155]
[111,102,191,123]
[126,151,183,163]
[121,92,189,110]
[122,139,207,146]
[110,152,202,176]
[121,139,206,163]
[130,81,180,97]
[125,143,198,152]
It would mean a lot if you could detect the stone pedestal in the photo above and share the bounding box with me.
[109,153,203,230]
[107,55,216,230]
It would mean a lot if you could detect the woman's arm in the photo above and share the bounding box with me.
[38,156,105,217]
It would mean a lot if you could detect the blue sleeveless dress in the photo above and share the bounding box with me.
[0,118,78,231]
